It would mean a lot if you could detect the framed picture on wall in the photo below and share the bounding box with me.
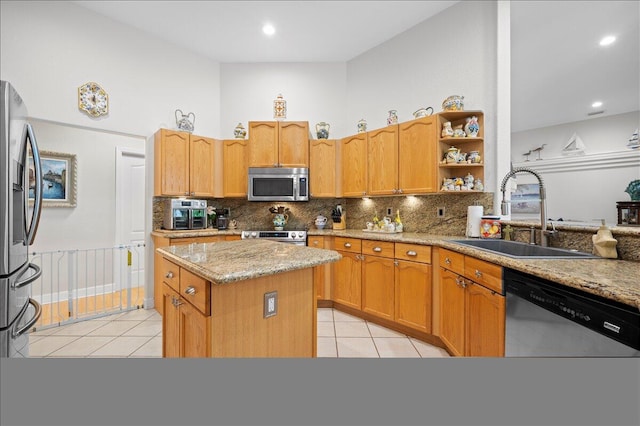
[28,150,77,208]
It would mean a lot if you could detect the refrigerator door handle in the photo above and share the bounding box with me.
[26,123,43,245]
[12,298,42,338]
[12,263,41,289]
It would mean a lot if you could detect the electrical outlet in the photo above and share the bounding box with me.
[437,207,446,218]
[264,291,277,318]
[387,207,392,216]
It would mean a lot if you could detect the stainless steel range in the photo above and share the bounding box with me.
[241,230,307,246]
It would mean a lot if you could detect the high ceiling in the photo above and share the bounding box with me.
[73,1,639,133]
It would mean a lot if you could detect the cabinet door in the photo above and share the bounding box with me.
[180,298,211,358]
[155,129,190,196]
[222,139,248,197]
[248,121,278,167]
[189,135,216,197]
[278,121,309,167]
[399,117,437,194]
[466,282,505,357]
[308,236,327,300]
[309,139,336,197]
[367,125,398,196]
[333,251,362,310]
[439,268,465,356]
[395,260,432,333]
[162,284,180,358]
[340,134,367,197]
[362,255,395,320]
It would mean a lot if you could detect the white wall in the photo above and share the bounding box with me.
[346,1,498,189]
[220,63,348,139]
[0,1,221,138]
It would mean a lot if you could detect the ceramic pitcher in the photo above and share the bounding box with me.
[175,109,195,133]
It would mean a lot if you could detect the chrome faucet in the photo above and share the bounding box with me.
[500,166,557,247]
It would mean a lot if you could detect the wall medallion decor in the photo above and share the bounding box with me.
[78,82,109,117]
[273,93,287,120]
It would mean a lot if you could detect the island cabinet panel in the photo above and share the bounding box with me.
[340,134,368,197]
[210,268,315,358]
[162,284,181,358]
[162,281,211,358]
[361,254,395,321]
[367,125,398,196]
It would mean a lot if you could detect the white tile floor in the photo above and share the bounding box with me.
[29,307,450,358]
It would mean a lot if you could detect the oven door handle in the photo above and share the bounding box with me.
[12,263,41,289]
[12,298,42,338]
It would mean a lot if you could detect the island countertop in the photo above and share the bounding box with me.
[157,239,341,284]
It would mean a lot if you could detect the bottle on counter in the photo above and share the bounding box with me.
[394,210,403,232]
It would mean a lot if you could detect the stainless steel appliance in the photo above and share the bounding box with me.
[163,199,207,230]
[241,230,307,246]
[248,167,309,202]
[1,80,43,357]
[505,268,640,357]
[214,208,230,230]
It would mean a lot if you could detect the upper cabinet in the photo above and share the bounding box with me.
[367,125,399,196]
[222,139,248,198]
[398,116,438,194]
[436,111,484,193]
[248,121,309,168]
[340,133,368,197]
[309,139,337,198]
[154,129,217,197]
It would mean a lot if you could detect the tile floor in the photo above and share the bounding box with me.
[28,307,450,358]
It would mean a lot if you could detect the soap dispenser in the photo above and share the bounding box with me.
[592,220,618,259]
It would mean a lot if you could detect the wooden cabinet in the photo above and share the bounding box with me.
[367,125,398,196]
[436,111,484,192]
[161,260,212,358]
[394,243,432,333]
[332,237,362,310]
[340,133,368,197]
[222,139,248,197]
[398,116,438,194]
[248,121,309,168]
[361,240,395,320]
[438,248,504,357]
[309,139,337,197]
[308,236,331,300]
[154,129,217,197]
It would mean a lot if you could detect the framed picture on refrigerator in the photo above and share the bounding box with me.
[28,150,77,207]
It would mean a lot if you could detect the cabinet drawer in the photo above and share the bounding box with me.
[180,268,211,316]
[362,240,395,258]
[161,258,180,293]
[334,237,362,253]
[439,249,465,275]
[308,236,325,248]
[394,243,431,264]
[465,256,503,294]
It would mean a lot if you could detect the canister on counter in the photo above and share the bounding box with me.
[480,216,502,239]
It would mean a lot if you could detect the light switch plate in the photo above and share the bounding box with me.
[264,291,277,318]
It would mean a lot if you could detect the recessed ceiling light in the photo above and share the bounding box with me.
[262,24,275,36]
[599,35,616,46]
[592,101,603,108]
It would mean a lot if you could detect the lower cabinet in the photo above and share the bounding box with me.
[332,237,363,310]
[395,259,432,334]
[361,240,395,321]
[308,235,330,300]
[438,249,505,357]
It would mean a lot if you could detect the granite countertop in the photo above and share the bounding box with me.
[152,229,242,238]
[153,228,640,309]
[157,239,341,285]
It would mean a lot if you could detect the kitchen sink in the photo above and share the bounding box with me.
[449,239,599,259]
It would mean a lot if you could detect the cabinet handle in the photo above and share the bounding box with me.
[475,270,483,278]
[445,257,451,265]
[191,192,195,196]
[184,286,196,296]
[313,241,319,246]
[392,189,397,194]
[373,247,382,252]
[165,271,174,279]
[362,192,366,196]
[394,260,399,266]
[397,189,403,194]
[172,296,183,307]
[406,250,417,256]
[344,243,352,248]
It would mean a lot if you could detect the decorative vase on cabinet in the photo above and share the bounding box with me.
[387,110,398,125]
[316,122,330,139]
[464,116,480,137]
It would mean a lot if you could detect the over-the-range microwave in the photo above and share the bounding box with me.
[247,167,309,202]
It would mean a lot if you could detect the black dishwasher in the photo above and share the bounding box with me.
[504,268,640,357]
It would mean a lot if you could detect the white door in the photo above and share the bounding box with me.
[115,148,146,295]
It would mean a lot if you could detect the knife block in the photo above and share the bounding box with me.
[332,212,346,230]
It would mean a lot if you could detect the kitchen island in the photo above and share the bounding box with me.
[157,239,341,358]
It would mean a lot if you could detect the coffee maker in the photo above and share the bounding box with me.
[215,208,230,230]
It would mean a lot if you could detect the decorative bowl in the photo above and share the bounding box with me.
[442,95,464,111]
[625,179,640,201]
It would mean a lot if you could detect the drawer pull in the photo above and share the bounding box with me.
[344,243,352,248]
[184,286,196,296]
[445,257,451,265]
[456,278,467,288]
[406,250,417,256]
[172,297,183,307]
[313,241,319,246]
[475,270,483,278]
[373,247,382,252]
[165,271,174,279]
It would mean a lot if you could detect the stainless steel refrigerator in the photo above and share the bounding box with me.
[1,80,43,357]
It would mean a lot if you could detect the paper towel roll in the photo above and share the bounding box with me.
[466,206,484,237]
